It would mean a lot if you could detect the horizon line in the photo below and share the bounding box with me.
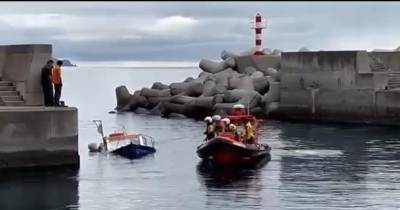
[74,60,199,68]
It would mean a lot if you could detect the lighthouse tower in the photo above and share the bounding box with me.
[251,13,266,55]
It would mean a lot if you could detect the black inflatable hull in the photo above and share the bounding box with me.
[196,137,271,166]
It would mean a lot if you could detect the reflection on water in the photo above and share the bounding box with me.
[0,168,79,210]
[270,121,400,209]
[196,158,269,186]
[196,160,267,210]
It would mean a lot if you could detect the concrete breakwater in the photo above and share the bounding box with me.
[0,106,78,169]
[116,48,400,126]
[0,44,79,170]
[279,50,400,125]
[115,49,282,119]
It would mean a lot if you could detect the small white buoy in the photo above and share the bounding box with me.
[88,143,100,152]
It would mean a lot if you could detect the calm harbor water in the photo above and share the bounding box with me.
[1,67,400,210]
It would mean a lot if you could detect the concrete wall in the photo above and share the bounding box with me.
[375,91,400,119]
[236,54,281,72]
[281,51,364,91]
[0,107,79,169]
[279,50,400,125]
[369,52,400,71]
[1,44,52,105]
[0,46,7,78]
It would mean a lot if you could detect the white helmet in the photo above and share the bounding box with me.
[222,118,230,125]
[204,116,212,123]
[233,104,245,109]
[212,115,221,121]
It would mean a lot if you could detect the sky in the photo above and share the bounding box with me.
[0,1,400,64]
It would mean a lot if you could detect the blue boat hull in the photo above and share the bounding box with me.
[111,143,156,159]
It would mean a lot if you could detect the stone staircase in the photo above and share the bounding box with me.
[368,54,388,72]
[370,62,387,72]
[387,72,400,90]
[0,79,25,106]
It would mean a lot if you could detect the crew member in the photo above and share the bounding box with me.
[203,116,215,141]
[244,121,255,144]
[231,104,246,116]
[228,123,241,141]
[221,118,230,132]
[212,115,223,135]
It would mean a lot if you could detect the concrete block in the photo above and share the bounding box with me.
[356,51,372,74]
[355,74,374,90]
[146,96,170,109]
[140,88,171,97]
[3,53,33,81]
[315,90,375,121]
[281,51,359,73]
[281,51,362,90]
[0,107,79,169]
[24,92,44,105]
[6,44,51,54]
[169,82,189,96]
[221,50,238,60]
[115,85,131,109]
[373,73,389,90]
[213,68,236,87]
[375,91,400,119]
[250,71,264,79]
[183,77,195,83]
[0,46,6,78]
[252,76,269,95]
[26,52,52,94]
[0,44,52,106]
[151,82,169,90]
[262,82,280,103]
[199,59,227,74]
[279,89,312,114]
[235,55,281,74]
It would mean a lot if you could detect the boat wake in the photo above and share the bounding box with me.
[281,149,343,157]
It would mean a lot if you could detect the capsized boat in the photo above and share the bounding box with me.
[89,120,156,159]
[196,104,271,166]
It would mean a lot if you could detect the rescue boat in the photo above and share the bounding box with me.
[196,105,271,166]
[89,120,156,159]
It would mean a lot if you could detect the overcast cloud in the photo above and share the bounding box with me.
[0,1,399,63]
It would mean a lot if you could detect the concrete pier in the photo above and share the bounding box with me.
[115,48,400,126]
[279,50,400,125]
[0,44,79,170]
[0,107,78,169]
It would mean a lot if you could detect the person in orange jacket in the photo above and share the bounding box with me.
[52,60,63,106]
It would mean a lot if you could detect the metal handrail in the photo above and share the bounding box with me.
[140,134,155,147]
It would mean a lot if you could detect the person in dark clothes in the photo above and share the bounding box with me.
[41,60,54,106]
[52,60,63,106]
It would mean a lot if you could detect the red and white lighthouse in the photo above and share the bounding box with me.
[251,13,266,55]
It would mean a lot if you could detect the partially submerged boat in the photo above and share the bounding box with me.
[196,105,271,166]
[89,120,156,159]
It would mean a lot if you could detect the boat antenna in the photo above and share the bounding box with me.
[247,95,250,115]
[93,120,108,151]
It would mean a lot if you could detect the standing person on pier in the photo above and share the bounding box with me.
[52,60,63,106]
[40,60,54,106]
